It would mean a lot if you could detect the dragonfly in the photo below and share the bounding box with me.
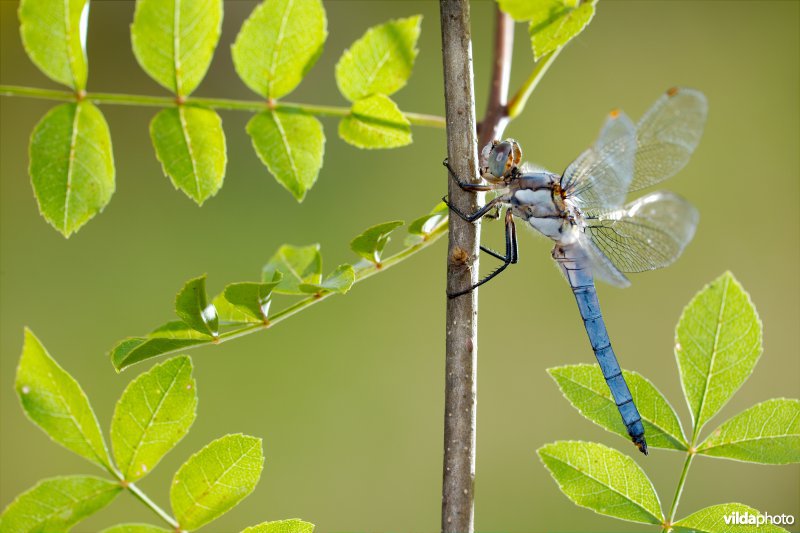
[443,87,708,455]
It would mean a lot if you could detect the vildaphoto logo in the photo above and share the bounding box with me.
[723,511,795,526]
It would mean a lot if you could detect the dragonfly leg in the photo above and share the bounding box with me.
[442,157,498,192]
[442,195,505,223]
[448,208,518,299]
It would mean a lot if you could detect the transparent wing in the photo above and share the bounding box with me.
[574,233,631,288]
[560,110,637,211]
[582,191,699,274]
[630,87,708,192]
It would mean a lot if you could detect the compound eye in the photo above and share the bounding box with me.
[487,141,513,178]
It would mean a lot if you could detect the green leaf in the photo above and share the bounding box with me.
[171,434,264,531]
[299,264,356,295]
[100,525,170,533]
[335,16,421,102]
[16,328,111,469]
[350,220,404,264]
[242,519,315,533]
[150,106,227,205]
[101,525,170,533]
[212,292,263,325]
[524,0,597,60]
[262,244,322,295]
[176,275,219,337]
[697,398,800,464]
[247,109,325,201]
[537,441,662,524]
[675,272,762,436]
[131,0,222,96]
[30,102,115,237]
[231,0,327,99]
[548,364,688,451]
[339,94,411,149]
[111,356,197,481]
[19,0,88,89]
[408,201,448,236]
[222,277,283,322]
[111,322,211,372]
[0,476,121,532]
[673,503,790,533]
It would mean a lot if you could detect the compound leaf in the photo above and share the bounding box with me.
[150,106,227,205]
[131,0,222,96]
[549,364,688,451]
[171,434,264,531]
[242,519,315,533]
[538,441,662,524]
[111,356,197,481]
[0,476,121,532]
[350,220,404,265]
[676,272,762,436]
[526,0,596,60]
[19,0,88,89]
[673,503,789,533]
[111,322,211,372]
[339,94,411,149]
[697,398,800,464]
[175,275,219,337]
[299,264,355,295]
[262,244,322,295]
[30,102,115,237]
[16,328,111,469]
[222,277,283,322]
[232,0,326,99]
[247,109,325,201]
[335,16,421,102]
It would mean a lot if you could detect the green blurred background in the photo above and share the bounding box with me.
[1,1,798,531]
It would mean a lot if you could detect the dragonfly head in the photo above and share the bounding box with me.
[480,139,522,183]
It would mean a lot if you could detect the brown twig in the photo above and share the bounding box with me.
[440,3,514,532]
[478,8,515,150]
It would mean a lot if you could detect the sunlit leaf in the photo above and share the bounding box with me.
[100,525,170,533]
[335,16,421,102]
[110,323,211,372]
[16,328,111,469]
[262,244,322,295]
[408,201,448,236]
[339,94,411,149]
[673,503,789,533]
[212,293,262,325]
[675,272,762,435]
[171,434,264,531]
[0,476,121,532]
[222,277,283,322]
[30,102,115,237]
[19,0,88,89]
[176,275,219,337]
[242,518,315,533]
[232,0,326,99]
[247,109,325,201]
[519,0,597,60]
[350,220,404,265]
[131,0,222,95]
[150,106,227,205]
[538,441,662,524]
[697,398,800,464]
[299,264,355,295]
[548,364,687,450]
[111,356,197,481]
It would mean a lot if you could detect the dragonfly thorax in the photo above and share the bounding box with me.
[508,171,578,244]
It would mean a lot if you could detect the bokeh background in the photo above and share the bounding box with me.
[1,1,798,531]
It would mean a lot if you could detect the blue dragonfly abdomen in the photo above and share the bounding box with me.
[555,243,647,454]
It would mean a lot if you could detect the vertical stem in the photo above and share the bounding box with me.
[440,1,481,531]
[478,8,515,149]
[667,451,695,526]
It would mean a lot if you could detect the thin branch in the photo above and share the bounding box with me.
[666,451,695,527]
[478,8,515,149]
[0,85,446,128]
[506,47,562,120]
[126,481,182,530]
